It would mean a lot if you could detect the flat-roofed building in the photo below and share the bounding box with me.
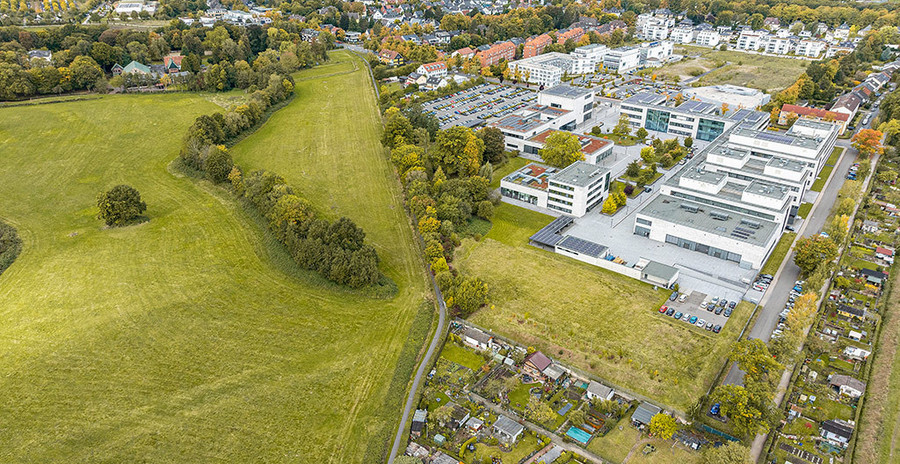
[620,91,769,141]
[508,52,573,87]
[603,46,641,73]
[500,161,610,217]
[570,44,608,74]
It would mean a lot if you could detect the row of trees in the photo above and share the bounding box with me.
[384,106,496,317]
[178,72,382,288]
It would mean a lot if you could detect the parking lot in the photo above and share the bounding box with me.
[421,83,537,130]
[656,290,738,334]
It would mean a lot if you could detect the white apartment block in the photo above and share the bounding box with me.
[736,31,766,51]
[570,44,608,74]
[640,40,674,66]
[765,36,792,55]
[508,52,573,87]
[491,85,593,151]
[642,22,670,40]
[670,26,695,44]
[696,29,721,47]
[603,46,641,73]
[796,39,826,58]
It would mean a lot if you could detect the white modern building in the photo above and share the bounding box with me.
[696,28,721,47]
[620,91,768,141]
[500,161,611,217]
[538,85,595,124]
[639,40,674,67]
[796,39,826,58]
[669,26,695,44]
[632,118,840,269]
[736,31,766,51]
[570,44,608,74]
[491,85,594,151]
[682,85,771,110]
[765,36,792,55]
[603,46,641,73]
[508,52,573,87]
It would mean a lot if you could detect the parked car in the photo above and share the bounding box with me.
[689,315,698,324]
[711,296,719,305]
[678,294,688,303]
[706,322,714,331]
[713,325,722,333]
[710,403,721,415]
[724,308,733,317]
[714,306,724,315]
[674,311,683,319]
[659,305,668,313]
[696,318,706,328]
[728,301,736,309]
[719,298,727,307]
[669,291,678,301]
[666,308,675,316]
[700,301,708,310]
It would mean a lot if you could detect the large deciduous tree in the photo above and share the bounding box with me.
[649,413,677,440]
[539,131,584,168]
[852,129,883,158]
[97,185,147,226]
[478,126,506,163]
[793,235,838,276]
[701,441,751,464]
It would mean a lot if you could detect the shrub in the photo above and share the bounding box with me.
[623,184,635,196]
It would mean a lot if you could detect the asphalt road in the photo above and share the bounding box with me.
[386,280,447,464]
[723,109,877,386]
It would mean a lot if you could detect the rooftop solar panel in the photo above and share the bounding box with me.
[529,216,574,247]
[557,235,608,258]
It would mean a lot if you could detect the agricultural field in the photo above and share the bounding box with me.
[668,45,810,92]
[457,203,752,411]
[0,50,426,462]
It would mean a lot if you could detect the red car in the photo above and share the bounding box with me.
[659,305,668,313]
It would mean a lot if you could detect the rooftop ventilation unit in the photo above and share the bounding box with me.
[680,203,700,213]
[741,218,761,229]
[710,210,730,221]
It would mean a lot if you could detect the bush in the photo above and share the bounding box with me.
[97,185,147,226]
[205,145,234,183]
[623,183,635,196]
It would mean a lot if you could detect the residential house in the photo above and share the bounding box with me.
[736,31,766,51]
[405,72,427,87]
[417,61,448,79]
[830,374,866,398]
[670,25,695,44]
[452,46,476,59]
[378,49,405,66]
[830,92,862,120]
[695,26,721,47]
[827,42,856,58]
[631,402,661,428]
[861,268,888,286]
[834,23,851,41]
[779,104,850,135]
[820,419,854,448]
[111,63,125,76]
[461,326,492,350]
[422,76,448,91]
[585,380,615,401]
[27,49,52,61]
[163,54,183,73]
[796,39,826,58]
[837,304,866,320]
[493,415,525,443]
[122,61,153,75]
[556,27,584,44]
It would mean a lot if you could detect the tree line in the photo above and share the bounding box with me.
[178,71,383,288]
[383,104,504,317]
[0,20,332,100]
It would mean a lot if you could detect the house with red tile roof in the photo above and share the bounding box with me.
[476,41,515,67]
[779,103,850,134]
[523,34,552,58]
[556,27,584,44]
[452,47,476,59]
[416,61,447,78]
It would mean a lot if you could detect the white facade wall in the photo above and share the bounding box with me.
[737,32,765,51]
[797,40,826,57]
[603,48,641,73]
[538,88,594,124]
[670,26,695,44]
[696,30,720,47]
[765,37,792,55]
[499,179,549,207]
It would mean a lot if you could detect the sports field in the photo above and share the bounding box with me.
[457,203,751,411]
[0,50,425,462]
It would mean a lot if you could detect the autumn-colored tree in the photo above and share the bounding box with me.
[852,129,883,158]
[794,235,838,276]
[539,131,584,168]
[649,413,677,439]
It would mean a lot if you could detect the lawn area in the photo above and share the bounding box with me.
[586,424,640,463]
[798,203,812,219]
[466,430,542,463]
[626,438,702,464]
[653,53,718,82]
[811,147,844,192]
[441,342,487,371]
[677,45,808,91]
[509,382,541,410]
[602,133,640,146]
[458,202,752,411]
[0,51,426,462]
[760,232,797,275]
[806,398,854,422]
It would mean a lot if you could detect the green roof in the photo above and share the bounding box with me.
[123,60,151,74]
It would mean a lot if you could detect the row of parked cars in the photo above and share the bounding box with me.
[752,273,773,292]
[774,280,805,338]
[700,296,735,317]
[659,305,722,333]
[847,162,861,181]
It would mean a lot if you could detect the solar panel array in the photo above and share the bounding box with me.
[755,132,795,144]
[529,216,574,247]
[731,226,757,240]
[557,235,608,258]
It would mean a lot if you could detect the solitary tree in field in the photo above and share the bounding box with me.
[649,413,677,440]
[97,185,147,226]
[539,131,584,168]
[852,129,883,158]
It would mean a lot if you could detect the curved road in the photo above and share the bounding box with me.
[387,281,447,464]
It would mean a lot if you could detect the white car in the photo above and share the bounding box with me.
[678,294,688,303]
[696,319,706,328]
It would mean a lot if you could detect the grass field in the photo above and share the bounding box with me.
[440,342,486,371]
[760,232,797,276]
[0,50,426,462]
[458,203,752,411]
[673,45,809,91]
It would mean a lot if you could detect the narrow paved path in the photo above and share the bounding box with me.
[387,282,447,464]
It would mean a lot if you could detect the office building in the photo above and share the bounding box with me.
[508,52,573,87]
[620,91,768,141]
[570,44,608,74]
[603,46,641,73]
[501,161,611,217]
